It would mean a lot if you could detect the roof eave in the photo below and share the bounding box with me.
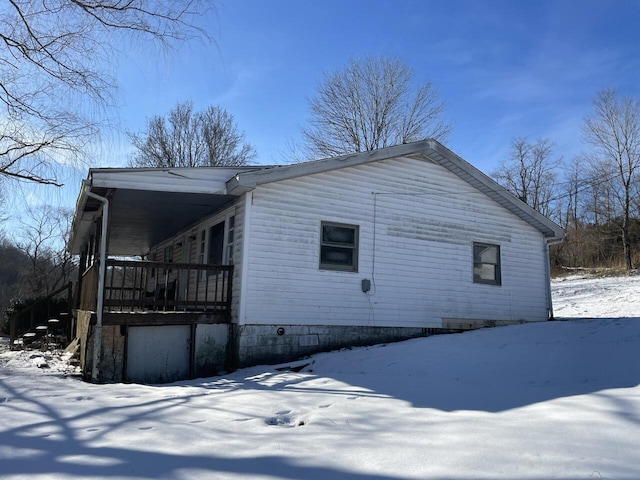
[227,139,565,240]
[424,141,565,240]
[226,141,435,195]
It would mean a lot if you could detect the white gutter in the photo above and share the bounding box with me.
[83,181,109,382]
[544,237,564,320]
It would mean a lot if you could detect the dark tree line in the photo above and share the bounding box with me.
[0,206,75,332]
[492,88,640,272]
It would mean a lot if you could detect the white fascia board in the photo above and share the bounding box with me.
[88,166,271,195]
[226,141,435,195]
[227,139,564,241]
[425,141,565,240]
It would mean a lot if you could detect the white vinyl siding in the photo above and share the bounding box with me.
[240,156,549,328]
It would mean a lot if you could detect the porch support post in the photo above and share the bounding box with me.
[238,191,252,324]
[83,181,110,382]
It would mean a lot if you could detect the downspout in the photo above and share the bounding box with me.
[83,181,109,382]
[544,237,564,320]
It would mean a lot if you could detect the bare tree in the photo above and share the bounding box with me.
[492,137,561,218]
[15,205,75,297]
[302,56,452,158]
[0,0,212,185]
[583,88,640,270]
[129,101,256,167]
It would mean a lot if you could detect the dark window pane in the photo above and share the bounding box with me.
[322,225,355,245]
[320,222,358,272]
[208,222,225,265]
[321,246,354,267]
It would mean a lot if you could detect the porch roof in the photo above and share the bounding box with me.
[69,166,270,256]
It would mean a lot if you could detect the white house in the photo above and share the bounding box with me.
[68,140,564,383]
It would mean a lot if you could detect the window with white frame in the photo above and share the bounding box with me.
[205,216,235,275]
[319,222,359,272]
[225,215,235,264]
[163,245,173,263]
[473,242,501,285]
[198,230,206,265]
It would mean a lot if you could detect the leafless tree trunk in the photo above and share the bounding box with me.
[129,102,256,167]
[302,56,452,159]
[583,88,640,270]
[0,1,212,185]
[15,205,75,297]
[492,137,561,218]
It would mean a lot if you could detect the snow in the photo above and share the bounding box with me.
[1,274,640,479]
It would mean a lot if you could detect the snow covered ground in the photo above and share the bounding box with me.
[1,274,639,479]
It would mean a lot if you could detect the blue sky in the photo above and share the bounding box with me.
[116,0,639,168]
[8,0,640,224]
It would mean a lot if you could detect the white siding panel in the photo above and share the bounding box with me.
[242,157,551,328]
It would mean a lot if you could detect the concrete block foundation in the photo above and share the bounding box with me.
[231,324,440,368]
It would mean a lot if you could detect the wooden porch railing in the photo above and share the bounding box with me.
[102,259,233,314]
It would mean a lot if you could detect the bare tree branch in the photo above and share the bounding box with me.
[492,137,561,218]
[301,56,452,159]
[15,205,76,297]
[582,88,640,270]
[0,0,213,186]
[128,101,256,167]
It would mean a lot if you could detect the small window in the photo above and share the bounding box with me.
[208,222,225,265]
[320,222,358,272]
[473,243,501,285]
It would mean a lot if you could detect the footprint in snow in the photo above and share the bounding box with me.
[189,419,206,424]
[137,426,153,431]
[265,411,305,427]
[318,404,331,409]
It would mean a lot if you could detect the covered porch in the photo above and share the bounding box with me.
[68,166,259,383]
[69,167,256,323]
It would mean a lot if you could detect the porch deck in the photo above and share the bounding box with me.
[79,259,233,324]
